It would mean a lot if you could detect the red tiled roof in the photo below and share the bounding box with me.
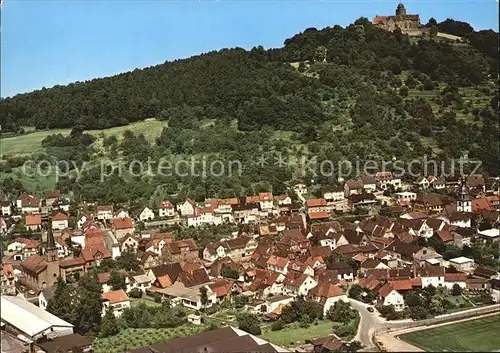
[21,255,47,273]
[378,283,394,298]
[246,196,260,203]
[112,217,134,230]
[444,273,467,282]
[1,264,15,279]
[98,272,111,284]
[160,201,174,209]
[310,283,344,298]
[208,278,234,297]
[259,192,273,201]
[472,198,492,212]
[267,255,289,268]
[81,244,111,262]
[101,289,129,304]
[308,211,329,220]
[20,194,40,208]
[97,205,113,212]
[59,257,86,268]
[24,239,40,249]
[306,199,327,208]
[434,230,453,243]
[52,212,69,221]
[25,214,42,226]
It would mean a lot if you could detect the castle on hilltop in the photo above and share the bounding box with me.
[373,3,422,35]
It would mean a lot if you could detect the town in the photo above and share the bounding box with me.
[1,172,499,352]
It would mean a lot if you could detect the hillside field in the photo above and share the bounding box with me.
[0,119,167,158]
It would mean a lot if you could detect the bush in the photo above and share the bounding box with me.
[271,319,285,331]
[128,288,142,298]
[335,325,354,338]
[248,324,262,336]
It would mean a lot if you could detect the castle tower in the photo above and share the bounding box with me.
[396,3,407,16]
[457,178,472,213]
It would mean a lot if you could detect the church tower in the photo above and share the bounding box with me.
[457,178,472,213]
[45,223,58,262]
[396,3,407,16]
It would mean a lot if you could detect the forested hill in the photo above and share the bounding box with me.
[1,18,497,133]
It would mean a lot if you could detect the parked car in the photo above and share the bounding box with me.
[367,306,374,312]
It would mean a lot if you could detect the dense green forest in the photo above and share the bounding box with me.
[1,18,498,204]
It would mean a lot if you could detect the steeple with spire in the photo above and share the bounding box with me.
[45,222,58,262]
[457,177,472,213]
[396,3,407,16]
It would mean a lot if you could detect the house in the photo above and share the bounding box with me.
[52,198,70,212]
[207,278,239,302]
[309,336,346,353]
[38,286,56,310]
[120,234,140,252]
[360,259,390,274]
[272,196,291,215]
[444,272,467,290]
[473,267,498,280]
[35,334,93,353]
[261,295,294,314]
[8,237,40,259]
[305,199,328,213]
[19,194,41,214]
[348,193,376,210]
[112,217,134,239]
[159,200,176,217]
[282,273,317,296]
[413,194,450,213]
[308,282,348,315]
[143,232,174,255]
[361,175,377,193]
[137,251,160,269]
[293,183,308,196]
[177,199,196,217]
[417,266,445,287]
[394,192,416,206]
[1,264,16,295]
[52,212,69,230]
[138,207,155,222]
[414,176,430,189]
[96,205,114,220]
[259,192,275,213]
[308,212,330,222]
[203,235,257,262]
[76,214,90,229]
[44,190,61,206]
[478,228,500,242]
[430,176,446,190]
[344,179,363,197]
[327,261,355,281]
[114,209,130,219]
[147,263,183,287]
[490,279,500,303]
[1,201,12,216]
[25,214,42,231]
[375,171,401,190]
[323,186,344,202]
[378,284,405,311]
[448,256,475,273]
[56,238,70,258]
[0,216,6,234]
[232,201,260,224]
[466,278,491,291]
[101,290,130,317]
[187,206,223,227]
[156,281,217,310]
[413,247,443,267]
[266,255,290,275]
[163,239,199,263]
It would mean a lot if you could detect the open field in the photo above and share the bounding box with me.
[261,320,339,347]
[0,119,167,158]
[93,325,205,353]
[398,314,500,352]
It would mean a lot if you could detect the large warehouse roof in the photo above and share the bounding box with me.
[0,296,73,338]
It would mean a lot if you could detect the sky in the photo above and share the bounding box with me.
[1,0,498,98]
